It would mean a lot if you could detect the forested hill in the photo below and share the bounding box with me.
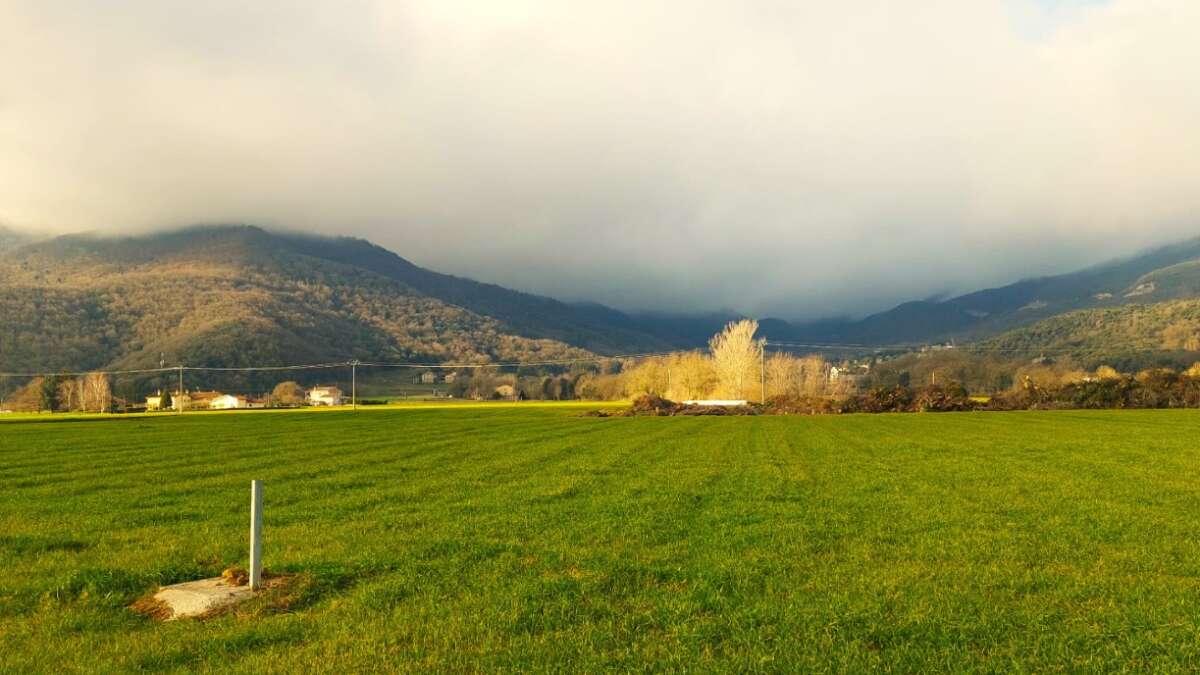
[0,226,28,253]
[979,299,1200,371]
[0,225,680,374]
[778,234,1200,345]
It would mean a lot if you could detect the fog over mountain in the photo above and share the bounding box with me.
[2,1,1198,320]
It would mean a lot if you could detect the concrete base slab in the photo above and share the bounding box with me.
[154,578,254,620]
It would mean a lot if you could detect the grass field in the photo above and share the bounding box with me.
[3,406,1200,672]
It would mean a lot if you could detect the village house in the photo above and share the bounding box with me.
[210,394,246,410]
[416,371,438,384]
[162,390,220,411]
[187,391,222,410]
[443,372,459,384]
[170,391,191,411]
[307,385,344,406]
[829,364,869,387]
[145,391,165,411]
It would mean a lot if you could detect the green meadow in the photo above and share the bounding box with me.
[3,406,1200,672]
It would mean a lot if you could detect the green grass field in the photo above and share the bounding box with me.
[3,406,1200,672]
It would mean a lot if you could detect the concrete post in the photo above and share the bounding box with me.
[249,479,263,589]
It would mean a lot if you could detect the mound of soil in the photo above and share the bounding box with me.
[587,395,762,417]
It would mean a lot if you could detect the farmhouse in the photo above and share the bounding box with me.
[145,391,165,411]
[187,391,223,410]
[416,371,438,384]
[210,394,245,410]
[307,385,344,406]
[170,391,190,411]
[829,364,869,386]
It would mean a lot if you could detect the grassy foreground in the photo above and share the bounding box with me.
[3,406,1200,672]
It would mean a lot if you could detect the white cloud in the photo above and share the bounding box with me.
[1,0,1197,318]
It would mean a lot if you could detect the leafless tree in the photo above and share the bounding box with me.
[709,320,764,400]
[82,372,112,412]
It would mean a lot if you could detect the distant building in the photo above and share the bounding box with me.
[187,391,223,410]
[210,394,246,410]
[417,371,437,384]
[170,390,191,411]
[494,384,515,399]
[146,391,165,411]
[829,365,868,388]
[443,372,459,384]
[307,385,344,406]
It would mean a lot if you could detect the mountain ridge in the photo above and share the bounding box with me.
[7,224,1200,378]
[0,225,633,375]
[774,234,1200,345]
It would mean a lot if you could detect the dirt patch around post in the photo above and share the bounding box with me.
[130,570,295,622]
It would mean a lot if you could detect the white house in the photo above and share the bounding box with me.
[307,385,344,406]
[210,394,246,410]
[146,391,165,411]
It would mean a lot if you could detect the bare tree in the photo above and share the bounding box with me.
[57,378,81,412]
[765,352,803,398]
[665,350,717,401]
[82,372,112,412]
[621,357,668,398]
[709,320,764,400]
[798,355,831,397]
[270,381,306,407]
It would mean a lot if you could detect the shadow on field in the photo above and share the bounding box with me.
[0,414,183,426]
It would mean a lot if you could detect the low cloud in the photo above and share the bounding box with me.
[2,1,1198,319]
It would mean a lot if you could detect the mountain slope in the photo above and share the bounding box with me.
[980,299,1200,371]
[0,226,623,374]
[273,232,675,353]
[0,226,28,253]
[779,235,1200,345]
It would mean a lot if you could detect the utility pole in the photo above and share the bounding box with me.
[351,360,359,411]
[760,346,766,403]
[177,364,184,415]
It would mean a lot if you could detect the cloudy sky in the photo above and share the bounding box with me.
[2,0,1198,320]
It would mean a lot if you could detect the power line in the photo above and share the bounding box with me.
[0,340,1150,380]
[764,341,1103,354]
[0,350,685,379]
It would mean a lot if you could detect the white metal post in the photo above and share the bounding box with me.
[249,479,263,589]
[760,347,766,403]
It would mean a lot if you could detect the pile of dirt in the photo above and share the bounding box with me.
[221,567,249,586]
[582,395,762,417]
[587,388,981,418]
[630,395,682,415]
[128,594,174,621]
